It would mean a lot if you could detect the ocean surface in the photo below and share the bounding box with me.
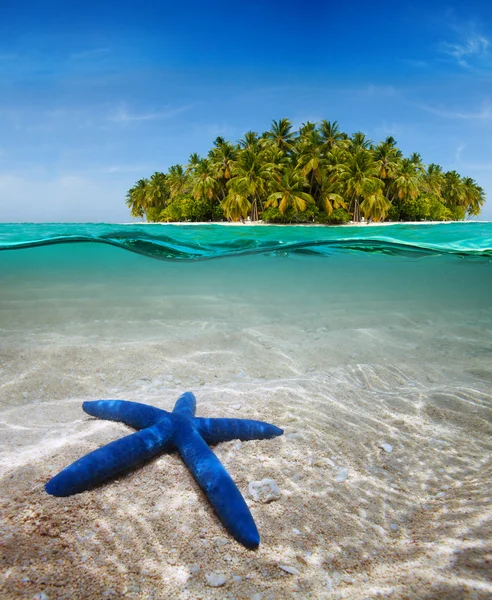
[1,222,492,598]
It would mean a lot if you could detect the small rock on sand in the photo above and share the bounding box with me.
[279,565,300,576]
[335,468,349,482]
[215,537,229,547]
[380,443,393,453]
[205,572,227,587]
[248,478,281,503]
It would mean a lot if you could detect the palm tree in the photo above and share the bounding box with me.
[266,171,314,215]
[228,148,275,221]
[350,132,372,151]
[167,165,190,199]
[262,143,290,172]
[421,163,445,198]
[186,153,201,174]
[221,191,251,221]
[317,172,347,217]
[213,136,226,147]
[209,140,236,179]
[374,141,401,180]
[373,141,401,207]
[146,172,169,210]
[298,121,317,138]
[462,177,485,216]
[384,136,398,147]
[238,131,260,151]
[360,192,392,222]
[209,140,237,200]
[409,152,426,174]
[190,159,218,218]
[296,127,324,199]
[319,120,345,152]
[337,150,382,222]
[126,178,149,219]
[442,170,466,209]
[324,145,349,172]
[391,159,420,209]
[265,118,296,153]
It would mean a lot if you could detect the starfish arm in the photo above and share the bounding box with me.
[173,420,260,549]
[45,421,174,497]
[194,417,284,445]
[83,400,168,430]
[172,392,196,418]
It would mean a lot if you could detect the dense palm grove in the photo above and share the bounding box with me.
[126,119,485,224]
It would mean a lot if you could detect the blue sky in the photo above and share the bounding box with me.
[0,0,491,221]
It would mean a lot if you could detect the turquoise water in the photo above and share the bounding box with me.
[1,222,492,598]
[1,221,491,403]
[1,222,491,259]
[0,222,491,351]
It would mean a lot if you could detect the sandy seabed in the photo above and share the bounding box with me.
[1,252,491,600]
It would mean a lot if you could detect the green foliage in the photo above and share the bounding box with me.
[159,199,184,222]
[392,195,453,222]
[399,196,433,221]
[387,204,401,222]
[159,194,211,222]
[448,205,466,221]
[427,197,452,221]
[318,208,352,225]
[212,204,226,221]
[126,118,485,223]
[146,207,164,222]
[261,205,320,224]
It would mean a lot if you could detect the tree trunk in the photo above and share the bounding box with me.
[351,193,359,222]
[252,196,258,221]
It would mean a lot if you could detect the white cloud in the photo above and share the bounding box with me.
[439,22,490,69]
[454,144,465,162]
[108,104,192,123]
[417,101,492,121]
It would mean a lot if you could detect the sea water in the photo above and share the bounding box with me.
[1,221,491,433]
[1,222,491,597]
[1,222,491,375]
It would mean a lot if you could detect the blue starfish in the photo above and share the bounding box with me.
[45,392,283,549]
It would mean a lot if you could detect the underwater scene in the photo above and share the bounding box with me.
[1,222,491,599]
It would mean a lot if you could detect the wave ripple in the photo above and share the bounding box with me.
[0,222,491,261]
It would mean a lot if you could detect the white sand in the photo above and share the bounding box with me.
[123,220,471,227]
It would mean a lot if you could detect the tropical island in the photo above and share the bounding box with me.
[126,119,485,224]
